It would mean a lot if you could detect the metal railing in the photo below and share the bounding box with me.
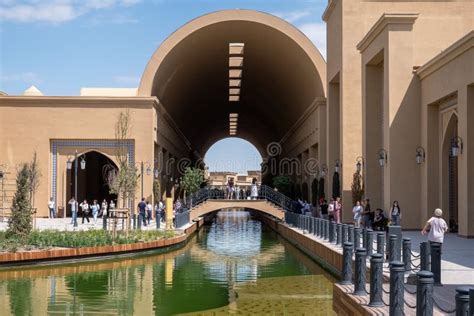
[284,212,474,315]
[175,209,190,229]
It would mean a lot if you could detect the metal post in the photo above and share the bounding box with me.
[403,237,412,272]
[366,229,373,256]
[132,214,137,229]
[329,222,336,243]
[420,241,430,271]
[430,242,442,285]
[390,261,405,316]
[389,234,397,262]
[316,218,320,236]
[416,270,434,316]
[73,150,78,227]
[325,219,330,240]
[137,213,142,230]
[354,227,361,250]
[369,253,384,307]
[156,214,160,229]
[455,287,470,316]
[354,248,367,296]
[102,215,107,230]
[337,223,342,245]
[342,224,348,244]
[470,288,474,316]
[348,225,354,246]
[322,220,327,239]
[362,228,367,251]
[341,242,353,285]
[377,232,385,255]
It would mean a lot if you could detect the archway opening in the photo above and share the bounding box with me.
[67,151,118,215]
[442,114,459,232]
[204,138,262,190]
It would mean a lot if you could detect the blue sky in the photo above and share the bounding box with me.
[0,0,328,173]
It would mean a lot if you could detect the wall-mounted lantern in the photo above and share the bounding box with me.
[415,146,426,164]
[451,136,463,157]
[378,149,388,167]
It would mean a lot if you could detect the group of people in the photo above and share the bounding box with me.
[66,197,116,225]
[351,199,402,230]
[225,177,259,200]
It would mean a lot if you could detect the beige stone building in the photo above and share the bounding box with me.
[0,2,473,236]
[205,170,261,187]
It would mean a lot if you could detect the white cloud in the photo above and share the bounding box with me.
[298,22,327,59]
[113,75,140,85]
[273,10,311,24]
[0,0,142,24]
[0,72,41,84]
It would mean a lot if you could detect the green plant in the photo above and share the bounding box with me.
[7,164,33,241]
[180,167,204,195]
[351,171,364,205]
[272,175,293,196]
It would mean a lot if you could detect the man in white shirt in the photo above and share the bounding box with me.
[48,197,55,219]
[421,208,448,244]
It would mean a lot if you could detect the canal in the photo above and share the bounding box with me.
[0,210,335,315]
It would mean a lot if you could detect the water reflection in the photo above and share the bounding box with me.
[0,210,335,315]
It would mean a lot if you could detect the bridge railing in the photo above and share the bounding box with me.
[183,185,295,212]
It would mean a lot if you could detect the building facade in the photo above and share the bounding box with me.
[0,1,473,236]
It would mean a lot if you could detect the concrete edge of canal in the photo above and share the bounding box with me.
[0,218,205,268]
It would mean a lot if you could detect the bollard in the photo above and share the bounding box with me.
[455,287,470,316]
[322,219,327,239]
[132,214,137,230]
[377,232,385,255]
[420,241,430,271]
[430,242,442,286]
[348,225,354,245]
[389,234,397,262]
[390,261,405,316]
[416,270,434,316]
[366,229,374,256]
[470,288,474,316]
[403,237,412,272]
[316,218,320,236]
[369,253,384,307]
[325,220,330,240]
[362,228,367,251]
[137,214,142,230]
[340,242,353,285]
[342,224,348,244]
[102,215,107,230]
[329,222,336,243]
[354,227,361,250]
[156,215,160,229]
[337,223,342,245]
[354,248,367,296]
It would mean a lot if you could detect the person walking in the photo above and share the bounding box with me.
[158,200,165,223]
[137,198,147,227]
[390,200,401,226]
[91,200,99,225]
[109,199,115,217]
[421,208,448,248]
[146,200,153,225]
[251,178,258,200]
[80,200,90,224]
[48,197,55,219]
[100,199,108,217]
[334,197,342,224]
[227,178,235,199]
[68,197,77,225]
[352,200,363,228]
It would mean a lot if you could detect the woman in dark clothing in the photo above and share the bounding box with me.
[373,208,387,231]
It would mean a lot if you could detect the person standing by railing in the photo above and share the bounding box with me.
[68,197,77,225]
[390,200,401,226]
[251,178,258,200]
[91,200,99,225]
[48,197,55,219]
[352,200,362,228]
[334,197,342,223]
[320,199,329,220]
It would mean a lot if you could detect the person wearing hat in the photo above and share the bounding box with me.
[421,208,448,245]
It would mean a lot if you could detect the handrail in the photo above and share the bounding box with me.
[183,184,295,212]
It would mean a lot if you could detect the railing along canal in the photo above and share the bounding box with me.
[285,212,474,315]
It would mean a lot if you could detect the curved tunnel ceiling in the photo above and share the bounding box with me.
[139,10,326,157]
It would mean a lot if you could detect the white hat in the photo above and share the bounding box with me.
[434,208,443,217]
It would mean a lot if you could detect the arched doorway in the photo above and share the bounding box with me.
[66,151,118,215]
[441,113,458,232]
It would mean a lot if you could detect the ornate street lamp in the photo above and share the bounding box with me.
[378,149,388,167]
[451,136,463,157]
[320,164,328,177]
[335,159,341,173]
[415,146,426,164]
[356,156,364,173]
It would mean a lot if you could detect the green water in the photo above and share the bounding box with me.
[0,210,335,315]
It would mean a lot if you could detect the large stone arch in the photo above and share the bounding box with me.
[139,9,327,156]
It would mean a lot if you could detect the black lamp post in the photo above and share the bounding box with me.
[67,150,86,227]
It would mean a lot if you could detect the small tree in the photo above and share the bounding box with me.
[351,171,364,205]
[106,110,139,207]
[180,168,204,196]
[272,175,292,196]
[27,152,41,209]
[7,164,33,240]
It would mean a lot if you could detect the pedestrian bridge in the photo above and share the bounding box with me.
[190,199,285,221]
[183,185,294,223]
